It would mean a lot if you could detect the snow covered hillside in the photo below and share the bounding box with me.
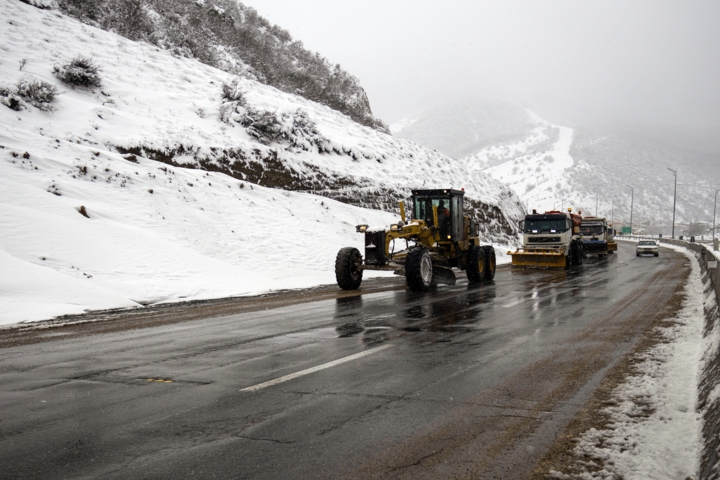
[0,1,523,324]
[395,100,719,236]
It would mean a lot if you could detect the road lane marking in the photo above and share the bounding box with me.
[239,344,394,393]
[502,298,526,308]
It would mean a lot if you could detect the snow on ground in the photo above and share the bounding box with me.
[0,135,401,323]
[0,1,515,325]
[548,242,704,479]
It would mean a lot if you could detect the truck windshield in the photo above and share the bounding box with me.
[523,217,568,233]
[580,225,604,235]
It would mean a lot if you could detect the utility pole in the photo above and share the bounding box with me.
[595,194,598,217]
[627,185,634,235]
[713,188,719,246]
[667,168,677,238]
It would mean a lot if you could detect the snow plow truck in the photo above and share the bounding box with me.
[335,188,496,292]
[578,216,617,257]
[509,208,584,268]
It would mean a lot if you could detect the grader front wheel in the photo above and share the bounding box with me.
[335,247,363,290]
[406,248,433,292]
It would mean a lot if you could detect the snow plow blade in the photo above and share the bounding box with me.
[508,250,567,268]
[432,265,457,286]
[582,241,607,255]
[607,241,618,252]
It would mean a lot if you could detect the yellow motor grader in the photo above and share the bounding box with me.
[335,188,496,292]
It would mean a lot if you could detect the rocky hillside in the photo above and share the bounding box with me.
[1,1,525,322]
[31,0,388,132]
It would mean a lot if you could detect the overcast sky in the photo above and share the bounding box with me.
[248,0,720,143]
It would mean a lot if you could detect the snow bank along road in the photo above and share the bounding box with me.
[0,243,691,479]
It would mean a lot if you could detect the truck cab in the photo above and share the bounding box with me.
[579,217,616,256]
[510,209,584,268]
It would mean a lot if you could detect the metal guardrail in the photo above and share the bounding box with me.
[656,238,720,302]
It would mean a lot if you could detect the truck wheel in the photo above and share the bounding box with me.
[578,243,584,265]
[483,246,496,281]
[406,248,433,291]
[569,241,577,266]
[335,247,363,290]
[466,246,485,283]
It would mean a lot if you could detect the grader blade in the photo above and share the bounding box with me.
[509,250,567,268]
[432,265,456,285]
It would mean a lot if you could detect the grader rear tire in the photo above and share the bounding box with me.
[483,246,496,281]
[335,247,363,290]
[406,248,433,292]
[466,246,485,283]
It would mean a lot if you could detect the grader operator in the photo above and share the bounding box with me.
[335,189,496,292]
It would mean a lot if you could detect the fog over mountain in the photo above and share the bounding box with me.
[394,98,720,237]
[251,1,720,161]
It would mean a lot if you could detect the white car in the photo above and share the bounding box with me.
[636,240,659,257]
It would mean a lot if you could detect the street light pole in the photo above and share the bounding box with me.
[627,185,633,235]
[713,188,719,244]
[595,194,598,217]
[667,168,677,238]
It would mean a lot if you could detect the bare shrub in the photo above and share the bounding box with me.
[0,86,24,111]
[53,56,102,88]
[219,80,247,123]
[14,78,58,112]
[219,79,328,150]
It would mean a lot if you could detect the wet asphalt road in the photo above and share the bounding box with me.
[0,243,687,479]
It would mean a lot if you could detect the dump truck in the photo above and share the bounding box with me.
[579,216,616,257]
[335,188,496,292]
[509,208,584,268]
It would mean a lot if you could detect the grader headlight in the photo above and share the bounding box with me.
[356,224,368,233]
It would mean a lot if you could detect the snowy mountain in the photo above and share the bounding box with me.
[50,0,389,132]
[0,0,524,324]
[394,100,720,236]
[390,98,536,160]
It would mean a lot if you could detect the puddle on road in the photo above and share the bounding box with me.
[332,288,497,340]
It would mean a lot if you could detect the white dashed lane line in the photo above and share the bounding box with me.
[239,344,395,393]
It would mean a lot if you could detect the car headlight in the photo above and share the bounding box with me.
[356,224,368,233]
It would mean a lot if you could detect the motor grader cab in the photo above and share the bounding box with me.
[335,189,496,292]
[509,208,584,268]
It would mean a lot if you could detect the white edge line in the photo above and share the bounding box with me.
[239,344,395,393]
